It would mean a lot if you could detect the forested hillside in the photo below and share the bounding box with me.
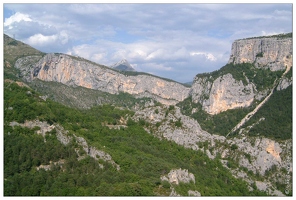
[3,33,292,196]
[177,62,292,139]
[4,81,267,196]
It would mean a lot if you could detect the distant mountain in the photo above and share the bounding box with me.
[111,59,136,71]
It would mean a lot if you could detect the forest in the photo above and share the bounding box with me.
[4,81,267,196]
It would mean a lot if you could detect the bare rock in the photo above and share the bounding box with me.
[188,190,201,196]
[277,77,292,91]
[161,168,195,185]
[192,73,254,115]
[15,53,190,105]
[228,37,292,71]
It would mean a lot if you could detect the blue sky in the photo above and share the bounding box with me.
[3,3,293,83]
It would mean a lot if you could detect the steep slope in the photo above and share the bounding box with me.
[4,34,45,80]
[5,80,266,196]
[173,33,292,195]
[14,53,190,105]
[4,34,44,67]
[191,33,292,115]
[133,101,291,196]
[185,33,292,137]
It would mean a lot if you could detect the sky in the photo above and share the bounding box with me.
[2,3,293,83]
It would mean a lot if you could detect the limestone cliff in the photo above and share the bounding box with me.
[191,33,292,115]
[191,73,255,115]
[228,34,292,71]
[15,53,190,105]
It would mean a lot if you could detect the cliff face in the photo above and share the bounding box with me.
[15,53,190,105]
[191,35,292,115]
[228,37,292,71]
[13,34,292,111]
[191,74,255,115]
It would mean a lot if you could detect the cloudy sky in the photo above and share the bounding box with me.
[3,3,293,83]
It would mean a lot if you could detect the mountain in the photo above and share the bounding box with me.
[3,33,292,196]
[111,59,136,71]
[191,33,292,115]
[14,53,190,105]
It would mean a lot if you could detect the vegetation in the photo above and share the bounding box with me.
[256,52,264,57]
[180,61,288,138]
[239,32,292,40]
[28,79,152,110]
[3,33,291,196]
[177,80,292,140]
[241,85,292,140]
[4,81,267,196]
[177,96,253,137]
[120,70,190,87]
[196,62,283,90]
[4,34,45,68]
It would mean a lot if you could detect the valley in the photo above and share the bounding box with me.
[3,33,292,196]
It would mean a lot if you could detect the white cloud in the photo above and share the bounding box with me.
[59,31,69,45]
[91,53,107,63]
[146,49,165,61]
[3,4,292,83]
[25,33,58,46]
[190,52,217,61]
[24,31,70,50]
[4,12,32,29]
[141,63,173,72]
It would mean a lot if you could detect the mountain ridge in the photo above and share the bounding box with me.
[3,32,292,196]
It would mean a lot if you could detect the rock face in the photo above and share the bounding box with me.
[15,54,190,105]
[228,36,292,71]
[191,34,292,115]
[188,190,201,196]
[276,76,292,91]
[191,73,255,115]
[161,168,195,185]
[160,168,200,196]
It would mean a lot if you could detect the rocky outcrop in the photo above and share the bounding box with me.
[73,134,120,171]
[9,120,55,139]
[133,103,292,195]
[255,181,285,196]
[9,119,120,171]
[161,168,195,185]
[228,36,292,71]
[15,54,190,105]
[188,190,201,196]
[191,73,255,115]
[277,77,292,91]
[160,168,200,197]
[36,159,65,171]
